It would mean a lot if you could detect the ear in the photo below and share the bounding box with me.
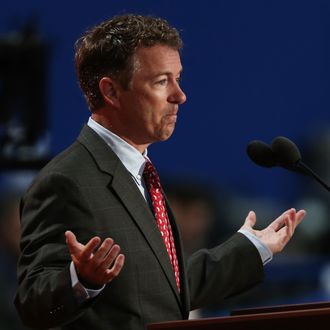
[99,77,121,108]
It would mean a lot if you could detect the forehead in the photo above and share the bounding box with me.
[133,45,182,76]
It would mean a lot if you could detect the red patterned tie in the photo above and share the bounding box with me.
[143,160,180,291]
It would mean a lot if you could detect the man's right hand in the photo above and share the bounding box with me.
[65,231,125,288]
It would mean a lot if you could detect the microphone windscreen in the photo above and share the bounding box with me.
[271,136,301,166]
[246,140,276,168]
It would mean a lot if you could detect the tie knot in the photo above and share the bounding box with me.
[143,160,154,174]
[143,160,161,190]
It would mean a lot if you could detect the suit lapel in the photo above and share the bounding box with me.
[77,125,182,305]
[165,197,190,317]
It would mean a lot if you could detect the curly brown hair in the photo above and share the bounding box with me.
[75,14,183,111]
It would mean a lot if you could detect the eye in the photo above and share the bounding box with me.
[156,78,168,86]
[176,77,181,84]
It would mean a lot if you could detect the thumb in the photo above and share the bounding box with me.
[65,230,81,255]
[242,211,256,230]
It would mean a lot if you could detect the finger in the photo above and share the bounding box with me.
[242,211,256,229]
[276,213,295,245]
[269,208,295,231]
[268,210,290,231]
[287,209,306,235]
[93,238,114,264]
[65,231,84,255]
[284,214,294,237]
[80,236,102,261]
[104,254,125,283]
[295,209,306,226]
[65,230,77,247]
[282,215,294,245]
[282,209,306,234]
[101,244,121,270]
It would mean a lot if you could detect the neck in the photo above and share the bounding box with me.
[91,112,150,154]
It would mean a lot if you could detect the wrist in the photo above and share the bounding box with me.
[77,274,104,290]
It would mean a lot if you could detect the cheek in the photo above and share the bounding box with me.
[143,103,167,126]
[133,93,169,128]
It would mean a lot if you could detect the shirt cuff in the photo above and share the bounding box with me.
[238,229,273,265]
[70,261,105,303]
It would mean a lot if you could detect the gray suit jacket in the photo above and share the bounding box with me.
[15,125,264,330]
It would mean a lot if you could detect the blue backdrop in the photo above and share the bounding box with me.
[1,0,329,201]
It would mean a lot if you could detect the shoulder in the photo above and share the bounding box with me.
[23,139,98,199]
[36,141,92,179]
[38,124,108,178]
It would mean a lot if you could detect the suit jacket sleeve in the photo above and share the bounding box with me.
[186,232,264,310]
[15,172,97,329]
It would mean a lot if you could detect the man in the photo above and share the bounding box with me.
[15,14,305,330]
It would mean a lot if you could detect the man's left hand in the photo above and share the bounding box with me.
[240,208,306,254]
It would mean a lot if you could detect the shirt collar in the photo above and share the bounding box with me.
[87,117,147,180]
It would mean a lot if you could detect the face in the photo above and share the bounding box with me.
[115,45,186,150]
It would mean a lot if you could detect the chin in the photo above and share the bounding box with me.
[159,131,175,142]
[153,125,176,142]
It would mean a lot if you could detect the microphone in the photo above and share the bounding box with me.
[247,136,330,192]
[270,136,308,175]
[246,140,276,168]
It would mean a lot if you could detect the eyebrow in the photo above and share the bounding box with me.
[154,69,183,77]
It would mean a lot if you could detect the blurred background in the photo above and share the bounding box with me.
[1,0,330,328]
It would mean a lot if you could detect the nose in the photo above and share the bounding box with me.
[168,83,187,105]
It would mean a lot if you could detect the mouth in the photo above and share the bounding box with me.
[168,106,178,116]
[165,113,177,124]
[167,108,178,118]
